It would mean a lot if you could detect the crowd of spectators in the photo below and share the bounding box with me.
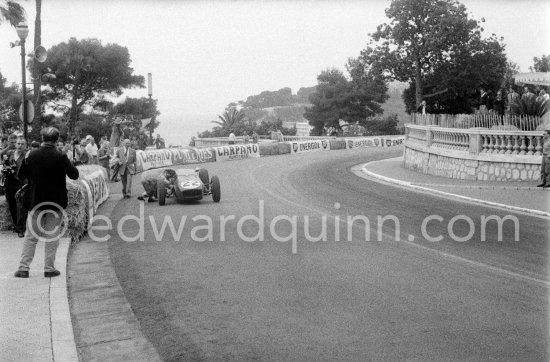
[477,85,548,115]
[0,132,135,237]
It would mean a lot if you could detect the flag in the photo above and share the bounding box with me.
[140,117,153,131]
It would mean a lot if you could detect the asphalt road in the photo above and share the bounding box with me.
[106,147,549,361]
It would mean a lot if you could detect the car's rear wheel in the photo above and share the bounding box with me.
[157,178,166,206]
[211,175,221,202]
[198,169,209,186]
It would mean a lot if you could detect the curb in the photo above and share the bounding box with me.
[50,237,79,361]
[67,194,162,361]
[356,159,550,220]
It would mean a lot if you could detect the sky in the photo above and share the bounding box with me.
[0,0,549,145]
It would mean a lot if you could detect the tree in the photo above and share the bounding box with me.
[530,55,550,73]
[0,0,25,27]
[212,107,246,135]
[504,61,520,89]
[0,70,20,133]
[364,0,506,110]
[304,66,388,135]
[35,38,144,137]
[111,96,160,141]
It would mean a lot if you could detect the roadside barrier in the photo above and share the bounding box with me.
[66,165,110,241]
[0,164,109,242]
[133,136,405,171]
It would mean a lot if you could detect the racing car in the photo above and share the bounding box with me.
[157,168,220,205]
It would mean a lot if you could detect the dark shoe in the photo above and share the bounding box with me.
[148,197,157,203]
[543,185,550,189]
[14,270,29,278]
[537,183,546,187]
[137,195,145,201]
[18,231,24,238]
[44,270,61,278]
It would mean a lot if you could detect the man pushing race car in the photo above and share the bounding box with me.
[137,167,220,205]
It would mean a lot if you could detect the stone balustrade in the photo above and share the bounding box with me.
[404,125,544,181]
[282,135,337,141]
[194,137,247,148]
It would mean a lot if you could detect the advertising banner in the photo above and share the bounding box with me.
[214,144,261,161]
[136,147,216,172]
[345,136,404,149]
[136,149,174,172]
[290,139,331,154]
[80,169,110,221]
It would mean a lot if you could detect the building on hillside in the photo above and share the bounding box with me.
[295,122,312,136]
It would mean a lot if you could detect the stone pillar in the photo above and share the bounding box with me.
[468,132,483,155]
[426,129,433,148]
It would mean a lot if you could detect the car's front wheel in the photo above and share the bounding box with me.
[211,175,221,202]
[157,178,167,206]
[198,169,209,186]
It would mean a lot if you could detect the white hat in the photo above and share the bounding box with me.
[86,135,93,140]
[544,124,550,132]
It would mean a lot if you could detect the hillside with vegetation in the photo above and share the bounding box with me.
[198,82,408,138]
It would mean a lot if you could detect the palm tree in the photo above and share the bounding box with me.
[212,107,246,134]
[0,0,25,27]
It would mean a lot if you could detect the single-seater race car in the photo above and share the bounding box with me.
[157,168,220,205]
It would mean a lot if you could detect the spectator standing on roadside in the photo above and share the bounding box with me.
[0,135,8,150]
[228,131,236,145]
[98,140,111,180]
[478,86,493,113]
[0,133,17,160]
[536,89,549,102]
[418,100,427,114]
[116,138,137,198]
[537,124,550,188]
[522,86,536,102]
[252,131,259,143]
[493,89,506,118]
[79,139,89,164]
[277,129,284,142]
[85,135,99,164]
[3,137,27,237]
[14,127,79,278]
[66,139,81,164]
[56,140,65,153]
[27,141,40,158]
[507,86,519,113]
[154,134,165,149]
[243,132,250,144]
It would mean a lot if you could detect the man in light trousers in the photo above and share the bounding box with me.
[14,127,79,278]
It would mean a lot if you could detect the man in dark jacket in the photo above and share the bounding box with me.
[14,127,79,278]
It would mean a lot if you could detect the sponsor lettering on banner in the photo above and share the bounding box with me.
[290,140,331,154]
[136,147,216,172]
[80,169,110,225]
[214,144,260,161]
[171,148,216,164]
[136,149,173,172]
[345,136,405,149]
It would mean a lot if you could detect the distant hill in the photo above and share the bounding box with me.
[233,82,408,127]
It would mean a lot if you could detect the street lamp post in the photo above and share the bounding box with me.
[147,73,153,144]
[16,22,29,141]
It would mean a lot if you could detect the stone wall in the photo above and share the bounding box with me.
[403,147,541,181]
